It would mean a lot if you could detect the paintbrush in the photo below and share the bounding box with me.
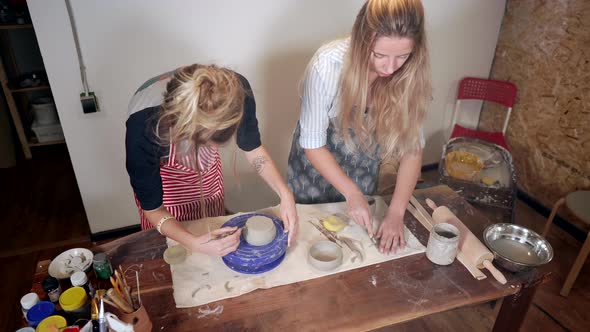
[91,296,98,320]
[115,270,134,309]
[110,276,126,303]
[118,265,127,287]
[98,297,107,332]
[118,265,136,309]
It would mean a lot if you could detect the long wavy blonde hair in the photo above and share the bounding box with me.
[339,0,431,160]
[156,64,245,147]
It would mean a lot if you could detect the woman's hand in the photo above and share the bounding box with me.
[190,227,242,256]
[280,191,299,247]
[346,192,373,237]
[376,212,406,254]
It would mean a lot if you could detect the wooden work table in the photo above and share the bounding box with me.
[31,185,550,331]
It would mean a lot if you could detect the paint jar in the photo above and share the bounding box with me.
[15,327,35,332]
[426,223,460,265]
[35,315,67,332]
[62,325,81,332]
[42,277,62,303]
[70,271,95,298]
[93,253,113,280]
[20,292,40,325]
[26,301,55,327]
[59,286,90,323]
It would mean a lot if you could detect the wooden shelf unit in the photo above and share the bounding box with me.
[0,23,33,30]
[0,23,62,159]
[28,139,66,147]
[10,85,50,93]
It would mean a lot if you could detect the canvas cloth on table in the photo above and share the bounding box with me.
[167,197,426,308]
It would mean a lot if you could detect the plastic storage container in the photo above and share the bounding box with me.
[20,292,40,325]
[31,97,59,125]
[59,286,90,323]
[26,301,55,327]
[31,121,64,143]
[70,271,95,298]
[42,277,62,303]
[15,327,35,332]
[35,315,67,332]
[92,253,113,280]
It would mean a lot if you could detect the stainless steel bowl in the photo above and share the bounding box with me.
[483,223,553,272]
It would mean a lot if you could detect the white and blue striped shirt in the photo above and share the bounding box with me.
[299,38,350,149]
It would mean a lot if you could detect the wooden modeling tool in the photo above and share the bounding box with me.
[136,271,142,307]
[107,288,134,313]
[201,228,240,244]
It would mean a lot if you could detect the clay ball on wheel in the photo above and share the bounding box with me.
[244,216,276,246]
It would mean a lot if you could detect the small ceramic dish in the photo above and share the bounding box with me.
[244,215,277,246]
[48,248,93,279]
[308,240,343,271]
[163,245,188,265]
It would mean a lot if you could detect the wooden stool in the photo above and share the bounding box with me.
[542,190,590,296]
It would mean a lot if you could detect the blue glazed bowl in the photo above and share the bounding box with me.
[221,213,288,274]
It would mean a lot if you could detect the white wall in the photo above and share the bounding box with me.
[28,0,506,233]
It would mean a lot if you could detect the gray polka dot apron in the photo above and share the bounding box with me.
[287,119,380,204]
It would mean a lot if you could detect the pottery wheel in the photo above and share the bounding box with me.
[221,213,288,274]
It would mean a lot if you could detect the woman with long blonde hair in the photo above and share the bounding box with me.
[127,64,298,256]
[288,0,431,254]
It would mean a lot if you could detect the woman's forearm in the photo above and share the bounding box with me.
[243,146,291,199]
[304,146,361,199]
[388,149,422,218]
[144,206,195,247]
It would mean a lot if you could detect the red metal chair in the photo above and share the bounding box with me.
[450,77,517,151]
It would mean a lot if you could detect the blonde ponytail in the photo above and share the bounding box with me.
[156,64,245,147]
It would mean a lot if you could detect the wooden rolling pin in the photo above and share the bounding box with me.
[425,198,507,285]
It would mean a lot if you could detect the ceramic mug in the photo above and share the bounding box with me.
[426,223,460,265]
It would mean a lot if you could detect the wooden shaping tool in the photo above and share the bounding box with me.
[107,288,135,313]
[421,198,507,284]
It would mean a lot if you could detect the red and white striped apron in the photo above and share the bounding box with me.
[135,143,225,230]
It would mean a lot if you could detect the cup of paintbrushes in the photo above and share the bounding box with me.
[103,287,152,332]
[116,303,153,332]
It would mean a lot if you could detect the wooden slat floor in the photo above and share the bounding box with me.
[0,147,587,331]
